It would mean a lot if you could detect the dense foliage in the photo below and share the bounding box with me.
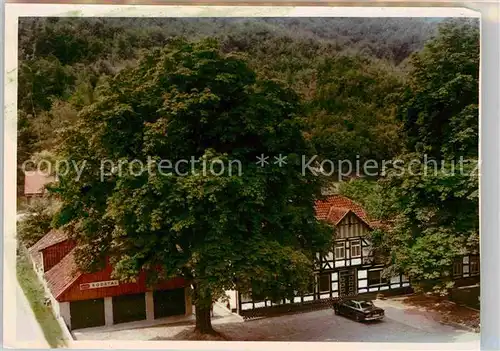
[340,21,479,294]
[17,196,57,247]
[17,17,479,327]
[51,39,332,333]
[17,17,440,194]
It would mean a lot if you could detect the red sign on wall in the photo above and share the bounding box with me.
[79,280,119,290]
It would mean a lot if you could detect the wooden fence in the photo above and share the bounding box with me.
[239,296,342,320]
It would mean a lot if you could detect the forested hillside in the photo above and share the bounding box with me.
[17,17,479,295]
[17,17,441,192]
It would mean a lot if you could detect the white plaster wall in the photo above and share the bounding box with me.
[241,303,252,310]
[390,276,400,284]
[59,302,71,330]
[223,290,238,310]
[104,297,113,326]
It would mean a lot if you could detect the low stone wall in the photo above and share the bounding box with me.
[239,297,338,320]
[239,287,414,320]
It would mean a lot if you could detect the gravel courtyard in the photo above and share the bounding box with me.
[74,298,479,343]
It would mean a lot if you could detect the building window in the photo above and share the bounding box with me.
[319,273,331,293]
[240,291,252,303]
[367,270,386,286]
[350,240,361,258]
[453,258,463,276]
[470,256,480,274]
[334,242,345,260]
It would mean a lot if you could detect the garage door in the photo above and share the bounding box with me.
[112,293,146,324]
[154,288,186,319]
[70,298,105,330]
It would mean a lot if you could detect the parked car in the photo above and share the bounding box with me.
[333,299,384,322]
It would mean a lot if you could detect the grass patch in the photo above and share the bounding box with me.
[16,245,67,348]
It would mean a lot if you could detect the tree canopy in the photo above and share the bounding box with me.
[52,39,332,333]
[340,21,479,294]
[16,17,480,322]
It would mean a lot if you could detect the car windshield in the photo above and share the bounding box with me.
[359,301,374,309]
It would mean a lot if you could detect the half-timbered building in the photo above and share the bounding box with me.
[234,195,410,314]
[232,195,478,316]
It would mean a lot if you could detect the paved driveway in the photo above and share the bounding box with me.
[75,299,479,343]
[218,302,478,343]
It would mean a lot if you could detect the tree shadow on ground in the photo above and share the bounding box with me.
[150,327,230,341]
[400,294,480,331]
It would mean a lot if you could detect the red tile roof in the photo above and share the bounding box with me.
[44,248,82,299]
[24,171,55,196]
[326,207,351,225]
[32,195,375,300]
[28,229,68,257]
[315,195,371,227]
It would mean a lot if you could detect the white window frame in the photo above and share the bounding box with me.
[334,242,345,260]
[350,239,361,258]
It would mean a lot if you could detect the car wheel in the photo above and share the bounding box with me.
[334,309,339,315]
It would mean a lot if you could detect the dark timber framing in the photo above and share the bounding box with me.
[236,204,477,315]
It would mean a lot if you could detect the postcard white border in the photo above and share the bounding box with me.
[3,3,496,351]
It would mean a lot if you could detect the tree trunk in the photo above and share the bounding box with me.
[195,302,215,334]
[193,285,215,335]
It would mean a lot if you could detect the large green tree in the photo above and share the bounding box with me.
[308,55,404,166]
[379,154,478,294]
[52,39,331,334]
[344,20,479,294]
[399,19,479,159]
